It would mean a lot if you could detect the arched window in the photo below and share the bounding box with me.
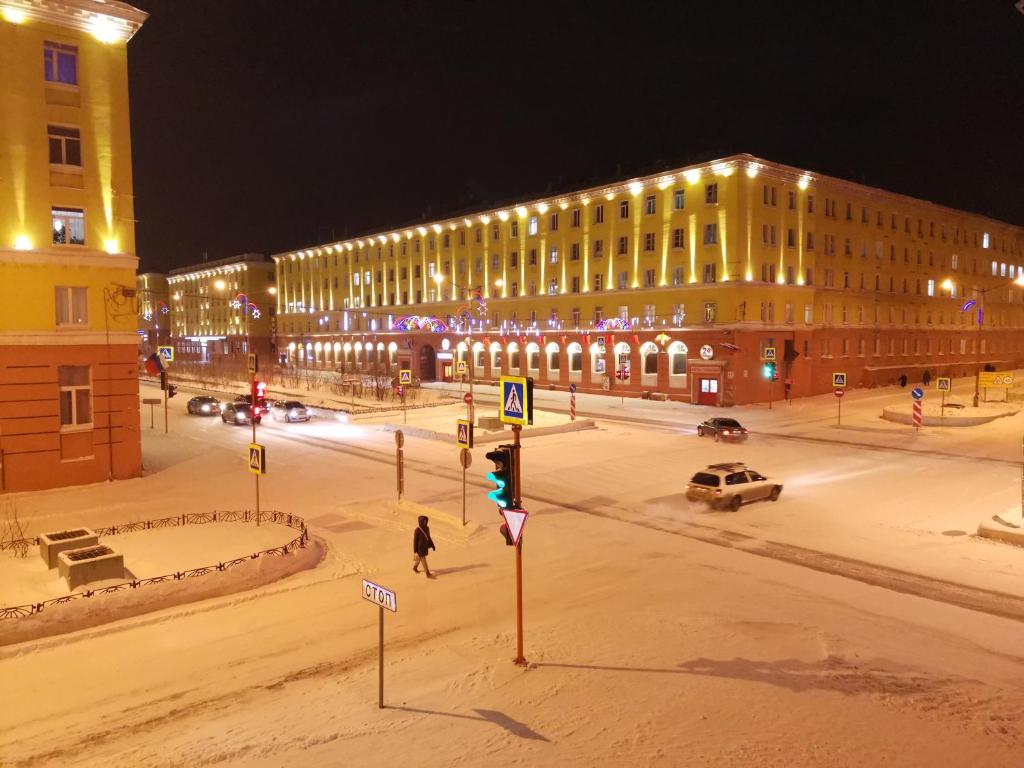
[508,342,520,372]
[567,342,582,374]
[613,342,631,384]
[388,341,398,367]
[640,342,658,374]
[545,342,560,372]
[526,342,540,373]
[667,340,688,386]
[473,341,485,371]
[490,341,502,371]
[354,341,363,366]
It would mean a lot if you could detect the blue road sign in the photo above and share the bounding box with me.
[569,383,577,394]
[911,387,924,401]
[500,375,528,426]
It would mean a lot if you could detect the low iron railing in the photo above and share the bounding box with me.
[0,510,308,621]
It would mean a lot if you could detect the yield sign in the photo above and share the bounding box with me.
[500,508,529,546]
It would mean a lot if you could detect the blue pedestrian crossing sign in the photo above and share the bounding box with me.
[248,443,266,475]
[158,345,174,362]
[500,375,529,426]
[456,419,473,448]
[832,372,847,388]
[399,369,412,385]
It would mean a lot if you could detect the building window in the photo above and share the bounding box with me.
[672,228,685,249]
[571,209,581,228]
[528,216,538,235]
[673,189,685,210]
[703,223,718,245]
[58,365,91,427]
[568,343,583,372]
[594,274,603,291]
[927,279,935,297]
[617,236,628,255]
[510,221,518,238]
[570,243,580,261]
[787,190,796,210]
[619,200,629,219]
[571,276,580,293]
[55,286,87,326]
[529,249,537,266]
[594,240,604,259]
[549,247,559,264]
[645,195,656,215]
[549,213,559,231]
[52,207,85,245]
[804,304,812,325]
[806,232,815,251]
[644,233,655,252]
[807,195,816,214]
[644,269,655,288]
[705,183,718,204]
[703,302,716,323]
[48,125,82,167]
[702,263,716,283]
[493,224,500,241]
[671,266,684,286]
[786,228,796,248]
[618,271,628,290]
[548,279,558,295]
[594,205,604,224]
[44,41,78,86]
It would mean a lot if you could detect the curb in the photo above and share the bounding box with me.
[977,518,1024,547]
[880,405,1019,427]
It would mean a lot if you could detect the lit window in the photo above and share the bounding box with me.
[703,223,718,245]
[528,216,538,235]
[673,190,685,210]
[52,207,85,245]
[44,41,78,86]
[55,286,88,326]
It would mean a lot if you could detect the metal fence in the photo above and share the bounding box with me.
[0,510,308,621]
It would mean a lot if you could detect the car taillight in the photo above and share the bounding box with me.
[722,430,731,434]
[714,489,722,495]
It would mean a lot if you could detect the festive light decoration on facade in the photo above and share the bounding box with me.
[392,315,449,333]
[595,318,632,331]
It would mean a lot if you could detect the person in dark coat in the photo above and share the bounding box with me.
[413,515,436,578]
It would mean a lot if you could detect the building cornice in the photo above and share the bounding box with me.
[1,0,147,43]
[0,247,138,270]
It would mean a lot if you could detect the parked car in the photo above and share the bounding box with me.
[221,401,255,425]
[271,400,311,422]
[685,462,782,511]
[696,417,748,442]
[186,396,221,416]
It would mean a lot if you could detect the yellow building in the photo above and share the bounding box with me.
[274,154,1024,405]
[166,254,277,363]
[0,0,146,491]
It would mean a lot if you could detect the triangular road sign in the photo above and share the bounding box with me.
[458,423,467,442]
[500,508,529,546]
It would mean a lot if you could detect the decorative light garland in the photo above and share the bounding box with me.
[392,315,449,333]
[595,318,632,331]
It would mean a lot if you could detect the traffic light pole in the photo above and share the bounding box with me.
[163,373,169,433]
[512,424,525,666]
[252,372,260,526]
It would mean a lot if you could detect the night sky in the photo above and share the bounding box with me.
[127,1,1024,274]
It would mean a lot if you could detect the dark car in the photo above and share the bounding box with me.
[234,394,253,404]
[221,401,255,425]
[186,396,221,416]
[271,400,310,422]
[696,417,748,442]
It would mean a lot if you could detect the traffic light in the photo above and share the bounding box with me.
[762,361,776,380]
[484,444,516,510]
[253,380,268,410]
[167,385,178,399]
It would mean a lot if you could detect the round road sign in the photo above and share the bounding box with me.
[394,430,404,448]
[834,388,844,398]
[911,387,924,401]
[459,448,472,469]
[463,393,473,405]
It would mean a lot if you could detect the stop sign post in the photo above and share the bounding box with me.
[464,391,474,423]
[834,386,845,425]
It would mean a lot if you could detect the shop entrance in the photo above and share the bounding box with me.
[698,377,719,406]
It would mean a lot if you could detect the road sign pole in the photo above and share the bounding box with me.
[838,396,841,426]
[768,378,773,410]
[378,605,385,709]
[462,463,467,527]
[512,423,525,666]
[163,379,168,434]
[395,430,404,501]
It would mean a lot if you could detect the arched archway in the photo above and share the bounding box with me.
[419,344,437,381]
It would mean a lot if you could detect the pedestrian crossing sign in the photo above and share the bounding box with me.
[832,372,847,388]
[456,419,473,448]
[457,360,467,375]
[936,377,951,392]
[500,375,529,426]
[763,347,776,361]
[248,443,266,475]
[158,345,174,363]
[399,369,412,385]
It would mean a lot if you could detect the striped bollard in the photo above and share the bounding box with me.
[569,383,576,421]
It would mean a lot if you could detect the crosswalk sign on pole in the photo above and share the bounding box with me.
[399,369,412,386]
[936,377,951,392]
[500,375,528,426]
[158,345,174,363]
[457,360,467,375]
[832,372,847,388]
[456,419,474,448]
[248,443,266,475]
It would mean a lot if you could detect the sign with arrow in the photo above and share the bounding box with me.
[500,508,529,546]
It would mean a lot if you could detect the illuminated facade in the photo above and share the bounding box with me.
[166,254,276,362]
[0,0,146,490]
[272,154,1024,405]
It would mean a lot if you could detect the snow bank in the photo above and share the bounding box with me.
[0,537,325,647]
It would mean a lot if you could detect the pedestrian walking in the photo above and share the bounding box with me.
[413,515,436,578]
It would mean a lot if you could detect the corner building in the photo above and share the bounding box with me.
[273,154,1024,405]
[0,1,146,490]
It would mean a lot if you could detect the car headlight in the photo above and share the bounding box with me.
[236,413,245,421]
[201,404,210,412]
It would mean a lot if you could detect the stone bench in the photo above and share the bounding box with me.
[39,528,99,569]
[58,545,125,590]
